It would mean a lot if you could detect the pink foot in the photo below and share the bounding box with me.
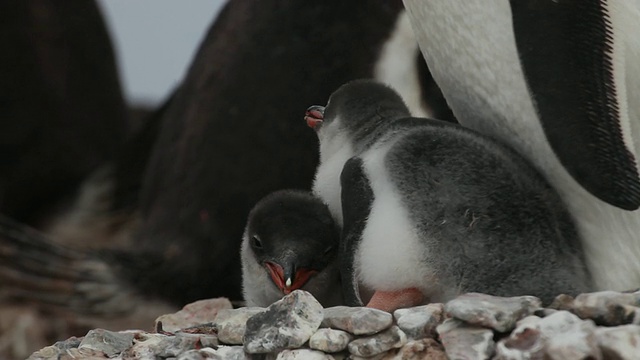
[366,288,425,313]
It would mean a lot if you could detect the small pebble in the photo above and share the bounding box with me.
[393,303,444,339]
[322,306,393,335]
[348,325,407,358]
[243,290,323,354]
[445,293,541,332]
[309,328,353,353]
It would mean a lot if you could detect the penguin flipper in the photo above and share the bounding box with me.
[339,157,373,307]
[510,0,640,210]
[0,215,135,316]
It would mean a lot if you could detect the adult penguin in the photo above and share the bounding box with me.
[105,1,453,306]
[402,0,640,291]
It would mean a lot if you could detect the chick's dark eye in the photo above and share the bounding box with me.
[251,235,263,249]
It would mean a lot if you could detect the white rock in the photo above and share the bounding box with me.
[445,293,541,332]
[393,303,444,339]
[596,325,640,360]
[309,328,353,353]
[495,311,602,360]
[322,306,393,335]
[437,318,495,360]
[274,349,335,359]
[348,325,407,357]
[243,290,323,354]
[215,307,265,344]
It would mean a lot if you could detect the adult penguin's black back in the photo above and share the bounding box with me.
[133,1,451,305]
[403,0,640,292]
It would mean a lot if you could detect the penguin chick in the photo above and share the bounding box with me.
[241,190,344,307]
[306,79,593,312]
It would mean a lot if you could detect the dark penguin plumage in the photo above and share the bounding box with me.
[402,0,640,291]
[0,0,127,227]
[130,0,455,305]
[309,80,592,312]
[241,190,343,307]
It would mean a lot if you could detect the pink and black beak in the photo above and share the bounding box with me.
[305,105,325,130]
[264,260,318,294]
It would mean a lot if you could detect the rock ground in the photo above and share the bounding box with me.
[27,289,640,360]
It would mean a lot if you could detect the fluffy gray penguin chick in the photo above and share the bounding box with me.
[306,79,593,312]
[241,189,344,307]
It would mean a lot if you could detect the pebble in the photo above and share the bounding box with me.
[393,303,444,340]
[571,290,640,326]
[27,290,640,360]
[309,328,353,353]
[77,328,134,357]
[445,293,542,332]
[437,318,495,360]
[391,338,448,360]
[59,347,108,359]
[121,333,168,359]
[596,325,640,360]
[273,349,335,359]
[155,298,233,333]
[176,348,218,360]
[149,333,203,357]
[322,306,393,335]
[243,290,323,354]
[348,325,407,358]
[495,311,601,359]
[215,307,265,344]
[214,346,251,360]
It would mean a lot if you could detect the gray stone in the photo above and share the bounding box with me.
[156,298,233,333]
[393,303,444,340]
[244,290,324,354]
[571,290,640,326]
[177,348,219,360]
[596,325,640,360]
[549,293,576,311]
[495,311,602,360]
[53,337,83,351]
[537,312,601,360]
[390,338,448,360]
[121,333,168,359]
[214,346,251,360]
[274,349,335,359]
[437,318,495,360]
[28,337,85,360]
[350,354,388,360]
[59,347,109,359]
[309,328,353,353]
[348,325,407,358]
[322,306,393,335]
[27,346,62,360]
[445,292,542,332]
[150,334,202,357]
[78,328,134,357]
[215,307,265,344]
[173,332,219,348]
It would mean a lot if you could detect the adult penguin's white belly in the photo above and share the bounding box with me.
[403,0,640,291]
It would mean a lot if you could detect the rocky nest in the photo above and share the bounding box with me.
[28,290,640,359]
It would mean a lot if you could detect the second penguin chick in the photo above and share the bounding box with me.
[306,79,593,312]
[241,189,344,307]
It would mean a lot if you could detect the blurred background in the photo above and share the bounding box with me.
[97,0,225,107]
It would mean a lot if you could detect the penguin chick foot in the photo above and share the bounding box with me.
[365,287,424,313]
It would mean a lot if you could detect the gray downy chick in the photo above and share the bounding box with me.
[241,189,343,307]
[306,79,593,312]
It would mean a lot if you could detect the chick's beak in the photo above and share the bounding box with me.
[305,105,325,129]
[264,261,318,294]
